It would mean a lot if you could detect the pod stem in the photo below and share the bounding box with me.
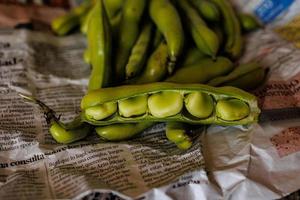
[18,93,58,124]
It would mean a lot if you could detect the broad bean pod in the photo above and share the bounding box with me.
[125,23,153,79]
[189,0,220,22]
[95,122,153,141]
[166,57,233,83]
[211,0,243,59]
[127,42,169,84]
[149,0,184,69]
[87,0,112,90]
[176,0,220,59]
[81,82,260,126]
[114,0,147,81]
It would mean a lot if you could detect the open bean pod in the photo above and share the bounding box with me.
[81,82,260,126]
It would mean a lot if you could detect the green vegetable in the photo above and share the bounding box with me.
[166,57,233,83]
[81,82,260,126]
[114,0,147,81]
[150,0,184,70]
[87,0,112,90]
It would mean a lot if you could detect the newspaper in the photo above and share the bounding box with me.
[0,1,300,199]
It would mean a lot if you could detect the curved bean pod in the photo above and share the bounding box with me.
[211,0,243,59]
[95,122,153,141]
[177,0,220,58]
[189,0,220,22]
[166,57,233,83]
[114,0,147,81]
[87,0,112,90]
[149,0,184,66]
[81,82,260,126]
[125,23,153,79]
[127,42,169,84]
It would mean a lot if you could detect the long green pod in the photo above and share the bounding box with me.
[52,2,90,36]
[149,0,184,65]
[211,0,243,59]
[114,0,147,81]
[176,0,219,58]
[125,23,153,79]
[189,0,220,22]
[166,57,233,83]
[81,82,260,126]
[87,0,112,90]
[95,122,153,141]
[207,62,264,88]
[127,42,169,84]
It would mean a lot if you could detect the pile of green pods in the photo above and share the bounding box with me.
[40,0,267,149]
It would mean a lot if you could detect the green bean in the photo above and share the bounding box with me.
[125,23,153,79]
[127,41,169,84]
[166,57,233,83]
[238,13,262,32]
[211,0,243,59]
[149,0,184,66]
[166,122,192,150]
[189,0,220,22]
[95,122,153,141]
[87,0,112,90]
[114,0,147,81]
[80,82,260,126]
[176,0,220,59]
